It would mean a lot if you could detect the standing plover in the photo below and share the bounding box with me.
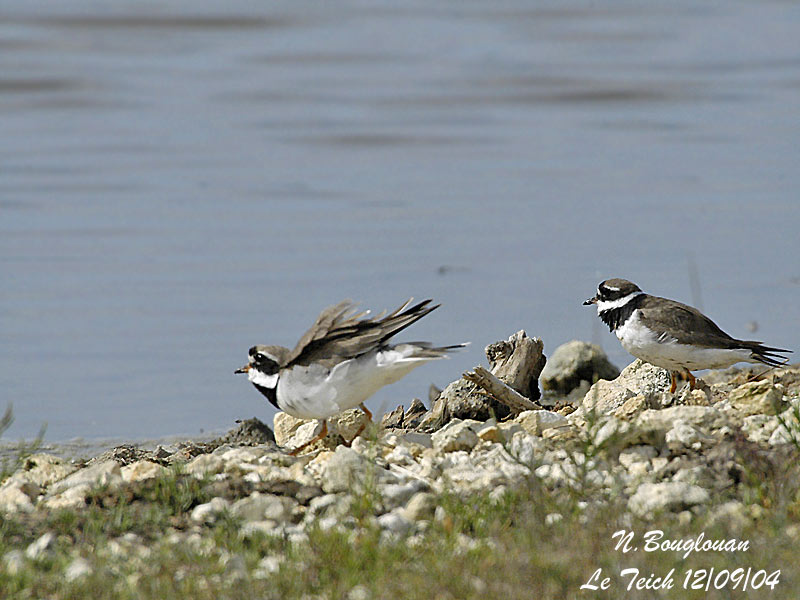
[584,278,790,392]
[236,298,464,454]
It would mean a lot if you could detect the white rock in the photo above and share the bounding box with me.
[185,454,225,478]
[637,405,723,429]
[291,421,328,451]
[223,553,248,581]
[471,443,530,480]
[651,457,669,473]
[581,379,635,416]
[497,422,524,442]
[431,419,480,453]
[665,420,704,450]
[741,414,780,444]
[626,461,650,479]
[2,550,25,575]
[315,517,340,531]
[612,394,650,420]
[121,461,168,483]
[331,408,371,443]
[377,510,413,535]
[65,557,93,581]
[348,436,372,455]
[489,485,509,503]
[628,482,710,517]
[191,497,230,524]
[26,532,56,560]
[397,432,432,449]
[48,460,122,495]
[624,406,726,448]
[437,442,530,493]
[240,521,281,536]
[673,465,716,488]
[42,483,92,510]
[347,584,370,600]
[580,360,670,416]
[401,492,437,521]
[515,410,569,436]
[441,465,501,492]
[767,408,800,445]
[707,501,751,530]
[0,480,35,514]
[216,447,268,465]
[590,417,631,447]
[544,513,563,525]
[380,480,429,509]
[321,446,394,493]
[231,492,295,523]
[729,380,785,416]
[507,432,544,465]
[384,445,415,466]
[535,463,572,486]
[618,446,657,469]
[253,555,283,579]
[306,493,353,520]
[1,472,40,499]
[15,454,77,488]
[475,423,503,443]
[273,411,306,446]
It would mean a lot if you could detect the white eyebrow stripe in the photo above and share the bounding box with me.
[596,292,642,312]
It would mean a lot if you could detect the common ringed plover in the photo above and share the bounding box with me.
[236,298,464,454]
[584,278,791,392]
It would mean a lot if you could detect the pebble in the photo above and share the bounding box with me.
[321,446,394,493]
[401,492,437,521]
[515,410,569,436]
[729,380,785,416]
[431,419,480,453]
[628,482,711,518]
[253,555,283,579]
[121,460,168,483]
[48,460,122,496]
[65,557,93,581]
[0,480,35,514]
[377,510,413,535]
[26,532,56,560]
[230,492,295,523]
[2,550,25,575]
[191,497,230,524]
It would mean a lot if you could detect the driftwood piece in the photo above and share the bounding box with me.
[380,405,405,429]
[463,366,540,413]
[486,330,546,401]
[417,330,547,430]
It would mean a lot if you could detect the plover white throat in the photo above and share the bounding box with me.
[584,278,791,392]
[235,298,464,454]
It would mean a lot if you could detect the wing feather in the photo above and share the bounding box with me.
[287,299,439,367]
[637,296,739,348]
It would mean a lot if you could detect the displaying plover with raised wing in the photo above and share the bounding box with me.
[236,299,464,454]
[584,278,791,392]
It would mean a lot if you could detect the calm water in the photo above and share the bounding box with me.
[2,1,799,443]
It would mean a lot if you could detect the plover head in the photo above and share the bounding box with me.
[234,345,287,390]
[584,278,643,313]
